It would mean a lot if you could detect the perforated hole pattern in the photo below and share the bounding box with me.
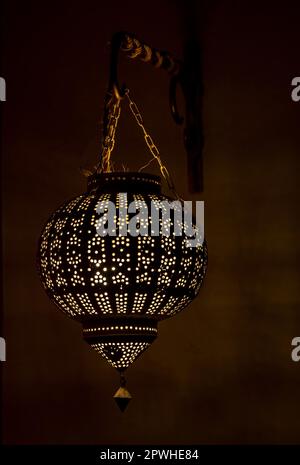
[38,183,207,324]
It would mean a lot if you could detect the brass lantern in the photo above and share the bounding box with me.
[37,33,207,411]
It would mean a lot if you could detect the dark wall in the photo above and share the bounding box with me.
[1,0,300,444]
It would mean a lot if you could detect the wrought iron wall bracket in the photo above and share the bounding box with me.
[107,31,203,193]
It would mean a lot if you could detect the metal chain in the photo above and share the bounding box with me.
[95,88,181,200]
[97,93,121,173]
[125,89,180,199]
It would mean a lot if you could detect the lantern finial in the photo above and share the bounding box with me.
[113,371,132,412]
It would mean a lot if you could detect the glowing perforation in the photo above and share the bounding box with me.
[45,274,54,290]
[175,246,195,287]
[92,341,151,369]
[176,275,188,287]
[184,255,193,269]
[115,198,119,210]
[179,255,193,273]
[70,216,84,229]
[89,236,105,246]
[87,235,106,270]
[71,270,86,286]
[116,193,129,231]
[63,293,83,315]
[55,218,68,233]
[42,219,54,238]
[132,198,150,231]
[132,293,147,313]
[83,326,157,333]
[136,236,155,284]
[50,237,62,248]
[40,257,48,271]
[164,235,176,249]
[190,255,203,289]
[146,292,166,315]
[53,294,77,317]
[94,197,111,214]
[136,271,151,285]
[56,272,67,287]
[90,214,97,227]
[63,196,83,214]
[157,252,176,286]
[156,236,177,287]
[66,250,81,266]
[78,195,95,211]
[159,296,180,315]
[91,271,107,287]
[49,254,62,270]
[118,192,128,208]
[49,235,63,271]
[97,193,110,200]
[90,194,110,228]
[89,259,104,269]
[112,272,129,286]
[66,232,82,269]
[67,233,81,246]
[94,292,112,314]
[149,194,162,204]
[133,194,146,202]
[95,199,112,233]
[115,293,128,314]
[137,235,155,250]
[159,254,176,271]
[182,235,198,252]
[168,295,192,316]
[111,235,129,244]
[39,237,49,253]
[162,216,172,236]
[66,255,81,266]
[77,293,97,315]
[157,271,172,287]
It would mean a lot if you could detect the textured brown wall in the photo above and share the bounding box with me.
[1,0,300,444]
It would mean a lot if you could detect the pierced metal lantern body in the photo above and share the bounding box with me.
[38,172,207,373]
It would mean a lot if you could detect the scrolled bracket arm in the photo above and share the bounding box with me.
[108,31,183,122]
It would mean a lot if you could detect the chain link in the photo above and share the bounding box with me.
[96,88,180,200]
[97,93,121,173]
[125,90,179,197]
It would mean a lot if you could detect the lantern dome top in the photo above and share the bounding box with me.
[87,172,161,194]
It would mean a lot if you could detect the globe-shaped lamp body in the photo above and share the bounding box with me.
[38,172,207,371]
